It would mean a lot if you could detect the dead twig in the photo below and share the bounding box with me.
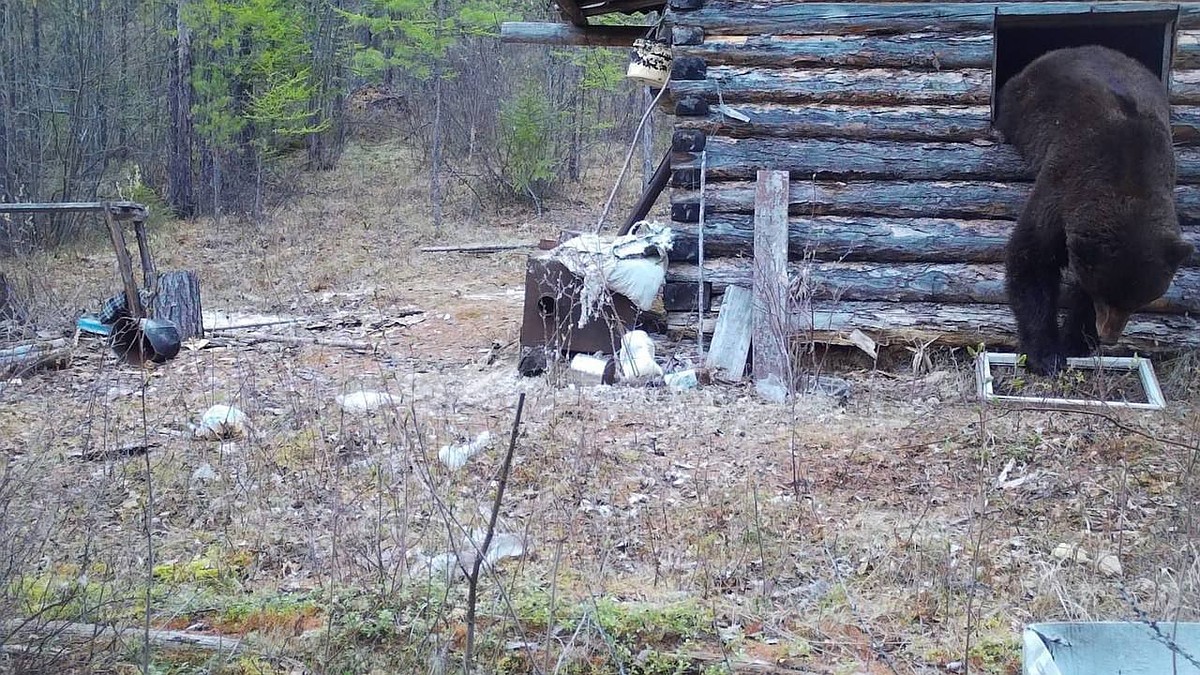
[464,392,526,673]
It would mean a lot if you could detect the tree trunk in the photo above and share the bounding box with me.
[167,0,196,217]
[429,0,445,234]
[151,270,204,341]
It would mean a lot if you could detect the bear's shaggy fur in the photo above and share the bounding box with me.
[996,45,1193,375]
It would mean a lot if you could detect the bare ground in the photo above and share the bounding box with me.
[2,140,1200,675]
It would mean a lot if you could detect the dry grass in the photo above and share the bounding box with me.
[1,140,1199,674]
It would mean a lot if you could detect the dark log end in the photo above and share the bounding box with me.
[672,202,700,222]
[672,25,704,46]
[675,96,709,117]
[663,282,711,312]
[672,129,706,152]
[671,55,707,81]
[671,168,702,189]
[668,0,703,10]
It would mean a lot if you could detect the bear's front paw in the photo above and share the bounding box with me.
[1024,351,1067,376]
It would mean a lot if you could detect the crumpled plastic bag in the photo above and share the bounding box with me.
[552,221,673,327]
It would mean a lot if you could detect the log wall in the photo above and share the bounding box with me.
[663,0,1200,352]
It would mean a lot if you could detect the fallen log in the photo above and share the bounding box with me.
[3,619,244,655]
[0,339,72,379]
[207,331,376,352]
[419,243,536,253]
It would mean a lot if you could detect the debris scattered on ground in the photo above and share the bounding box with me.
[617,330,663,382]
[192,405,248,440]
[551,222,672,326]
[438,431,494,470]
[663,368,700,391]
[336,390,402,415]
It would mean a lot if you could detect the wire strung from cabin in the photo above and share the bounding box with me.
[593,74,673,234]
[697,150,707,359]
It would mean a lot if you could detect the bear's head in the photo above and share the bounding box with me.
[1068,224,1193,344]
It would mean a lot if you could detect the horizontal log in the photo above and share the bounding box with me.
[669,66,1200,106]
[668,216,1200,266]
[664,261,1200,313]
[676,32,993,70]
[676,137,1200,183]
[678,31,1200,71]
[499,21,648,46]
[670,181,1200,224]
[670,2,1198,36]
[669,66,991,105]
[676,103,993,140]
[677,103,1200,145]
[665,300,1200,351]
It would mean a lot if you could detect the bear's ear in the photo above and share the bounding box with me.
[1166,237,1195,269]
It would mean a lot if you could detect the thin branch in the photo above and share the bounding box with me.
[464,392,526,673]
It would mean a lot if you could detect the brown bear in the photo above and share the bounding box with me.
[996,45,1193,375]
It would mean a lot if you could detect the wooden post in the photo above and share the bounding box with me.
[101,204,144,319]
[133,217,157,292]
[753,170,791,400]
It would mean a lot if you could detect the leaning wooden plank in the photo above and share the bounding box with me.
[499,21,647,46]
[102,209,145,319]
[679,137,1200,183]
[670,66,1200,107]
[704,284,753,380]
[669,216,1200,266]
[670,66,991,105]
[671,2,1197,36]
[669,301,1200,352]
[753,171,791,396]
[666,261,1200,314]
[679,102,1200,145]
[670,181,1200,224]
[675,32,994,70]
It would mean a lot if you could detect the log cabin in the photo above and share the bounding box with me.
[504,1,1200,356]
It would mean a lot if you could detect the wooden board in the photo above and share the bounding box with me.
[704,284,753,379]
[752,170,791,393]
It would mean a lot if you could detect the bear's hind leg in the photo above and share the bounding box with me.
[1005,189,1067,375]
